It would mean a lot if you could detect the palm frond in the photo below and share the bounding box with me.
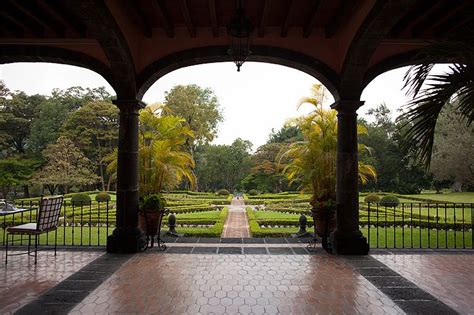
[400,63,474,166]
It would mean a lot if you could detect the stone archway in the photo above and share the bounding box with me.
[135,46,341,101]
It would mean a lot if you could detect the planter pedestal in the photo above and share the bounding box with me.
[138,210,167,250]
[107,227,146,253]
[330,229,369,255]
[311,204,336,252]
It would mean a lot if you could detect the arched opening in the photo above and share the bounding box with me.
[136,46,341,101]
[141,61,335,148]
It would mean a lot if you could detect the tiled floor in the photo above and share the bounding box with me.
[374,253,474,314]
[70,253,403,314]
[2,248,474,314]
[0,250,102,314]
[222,198,250,238]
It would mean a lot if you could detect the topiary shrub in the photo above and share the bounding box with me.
[95,192,111,202]
[71,193,92,206]
[364,194,381,203]
[248,189,259,196]
[216,189,230,196]
[379,195,400,207]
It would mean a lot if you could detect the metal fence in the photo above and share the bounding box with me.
[2,200,473,249]
[1,201,115,247]
[363,202,473,249]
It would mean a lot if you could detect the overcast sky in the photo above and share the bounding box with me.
[0,61,413,149]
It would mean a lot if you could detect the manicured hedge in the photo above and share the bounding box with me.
[245,207,312,237]
[71,193,92,206]
[380,195,400,207]
[176,207,229,237]
[95,192,111,202]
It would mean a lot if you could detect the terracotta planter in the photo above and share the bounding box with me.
[138,210,164,237]
[311,203,336,238]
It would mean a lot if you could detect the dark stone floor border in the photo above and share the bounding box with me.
[163,246,317,255]
[344,255,458,314]
[162,237,313,244]
[15,253,133,315]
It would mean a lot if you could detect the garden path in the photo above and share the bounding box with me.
[221,197,250,238]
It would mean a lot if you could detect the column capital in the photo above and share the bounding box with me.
[330,100,364,113]
[113,99,146,112]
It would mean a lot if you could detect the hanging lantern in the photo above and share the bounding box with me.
[227,1,254,72]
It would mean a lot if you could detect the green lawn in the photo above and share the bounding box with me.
[1,226,112,246]
[400,192,474,203]
[362,227,473,249]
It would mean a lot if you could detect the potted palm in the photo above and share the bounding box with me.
[280,104,338,250]
[280,84,376,251]
[106,106,196,249]
[139,194,167,248]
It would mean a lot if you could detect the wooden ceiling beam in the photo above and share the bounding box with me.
[435,15,473,37]
[36,0,86,37]
[325,1,358,38]
[281,0,294,38]
[428,2,471,37]
[410,1,447,37]
[390,0,437,38]
[8,0,61,36]
[0,16,25,37]
[258,0,270,37]
[153,0,174,38]
[303,0,321,38]
[179,0,196,38]
[122,1,152,38]
[0,10,43,37]
[208,0,218,37]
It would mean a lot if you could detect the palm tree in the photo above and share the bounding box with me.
[279,103,376,204]
[106,106,196,197]
[400,38,474,167]
[278,95,376,248]
[281,84,376,203]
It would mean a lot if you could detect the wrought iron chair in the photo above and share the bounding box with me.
[4,195,64,265]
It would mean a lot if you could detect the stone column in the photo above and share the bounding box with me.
[330,100,369,255]
[107,99,146,253]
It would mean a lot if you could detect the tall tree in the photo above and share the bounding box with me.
[32,136,98,194]
[163,84,223,152]
[241,142,290,193]
[430,103,474,191]
[194,139,252,191]
[50,86,112,111]
[360,104,431,193]
[267,124,303,144]
[28,98,71,153]
[28,86,112,154]
[0,157,40,198]
[62,101,119,191]
[0,90,45,154]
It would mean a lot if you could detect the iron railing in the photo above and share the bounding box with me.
[1,200,114,247]
[363,202,473,249]
[2,200,473,249]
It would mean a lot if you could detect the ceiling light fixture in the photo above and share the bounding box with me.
[227,0,254,72]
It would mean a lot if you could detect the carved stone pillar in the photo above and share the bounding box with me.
[330,100,369,255]
[107,99,146,253]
